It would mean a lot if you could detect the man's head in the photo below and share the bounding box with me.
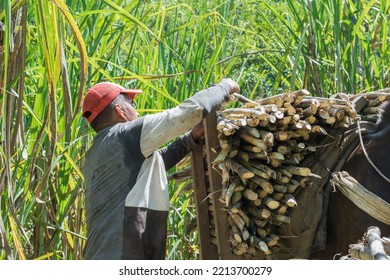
[82,82,142,131]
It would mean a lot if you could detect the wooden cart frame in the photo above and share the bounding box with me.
[191,113,241,260]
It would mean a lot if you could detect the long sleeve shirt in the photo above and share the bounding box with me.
[83,81,233,259]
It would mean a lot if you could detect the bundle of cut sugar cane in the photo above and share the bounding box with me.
[345,226,390,260]
[350,91,390,122]
[214,89,365,258]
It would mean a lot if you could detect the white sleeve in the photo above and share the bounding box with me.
[140,100,203,157]
[139,81,232,157]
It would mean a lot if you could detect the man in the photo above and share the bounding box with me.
[82,79,240,259]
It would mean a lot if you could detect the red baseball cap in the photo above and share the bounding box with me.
[82,82,142,124]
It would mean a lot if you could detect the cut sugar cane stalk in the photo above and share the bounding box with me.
[283,193,298,208]
[237,131,267,150]
[228,216,243,243]
[225,160,255,179]
[233,92,258,106]
[232,242,248,255]
[263,197,280,209]
[274,214,291,223]
[249,175,274,194]
[284,166,321,178]
[249,235,269,253]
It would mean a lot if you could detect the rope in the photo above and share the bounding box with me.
[357,119,390,184]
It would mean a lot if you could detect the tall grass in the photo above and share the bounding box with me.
[0,0,388,260]
[242,0,390,96]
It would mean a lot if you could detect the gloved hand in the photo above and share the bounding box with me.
[221,78,240,94]
[219,78,240,108]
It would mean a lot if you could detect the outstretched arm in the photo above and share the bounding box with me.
[140,79,239,158]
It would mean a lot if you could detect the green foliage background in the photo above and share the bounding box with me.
[0,0,388,259]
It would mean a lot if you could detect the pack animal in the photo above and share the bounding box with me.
[312,101,390,259]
